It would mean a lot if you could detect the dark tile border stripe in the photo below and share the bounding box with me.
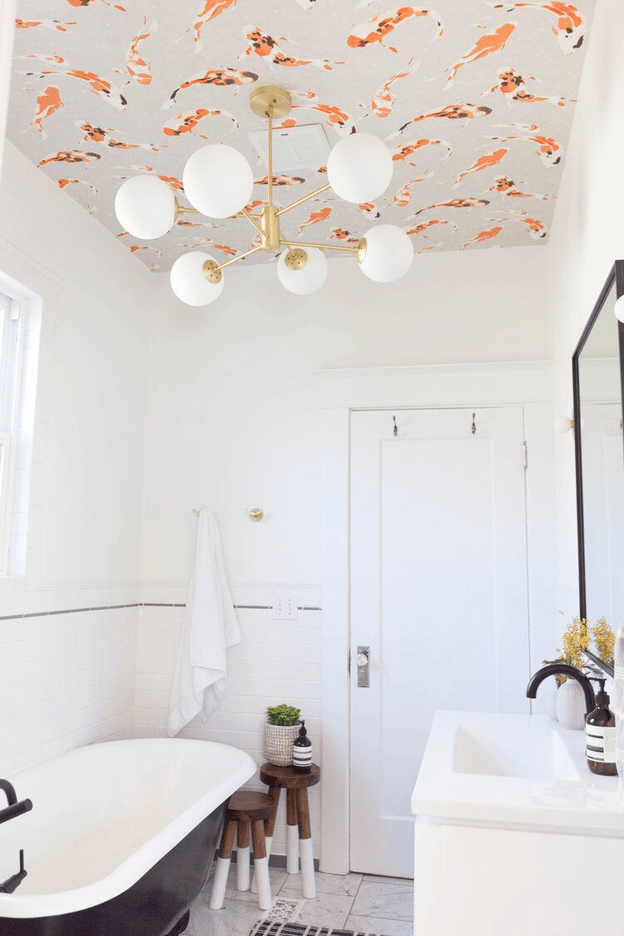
[0,602,322,622]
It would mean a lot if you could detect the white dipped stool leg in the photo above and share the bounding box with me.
[236,821,251,891]
[209,856,231,910]
[299,838,316,899]
[251,819,272,911]
[286,789,299,873]
[251,835,272,893]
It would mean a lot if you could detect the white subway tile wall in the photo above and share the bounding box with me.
[0,592,139,775]
[135,583,323,859]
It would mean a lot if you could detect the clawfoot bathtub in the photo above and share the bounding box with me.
[0,738,256,936]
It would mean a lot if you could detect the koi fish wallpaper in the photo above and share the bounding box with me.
[7,0,595,271]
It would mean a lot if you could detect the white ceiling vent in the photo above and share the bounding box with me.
[247,123,331,171]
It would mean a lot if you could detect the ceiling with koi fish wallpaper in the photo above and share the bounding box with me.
[7,1,595,271]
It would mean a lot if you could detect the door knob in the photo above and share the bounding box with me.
[356,646,370,688]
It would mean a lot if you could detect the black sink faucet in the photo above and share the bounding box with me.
[0,780,32,825]
[526,663,596,717]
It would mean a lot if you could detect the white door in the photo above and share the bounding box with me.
[350,407,530,877]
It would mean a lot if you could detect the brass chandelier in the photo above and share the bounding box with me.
[114,86,414,305]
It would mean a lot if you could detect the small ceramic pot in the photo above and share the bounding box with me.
[556,679,586,730]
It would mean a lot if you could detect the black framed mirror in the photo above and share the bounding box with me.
[572,261,624,636]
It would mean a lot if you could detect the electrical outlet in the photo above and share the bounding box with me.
[273,590,298,620]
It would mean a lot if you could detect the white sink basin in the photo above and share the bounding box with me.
[412,710,622,833]
[452,723,581,781]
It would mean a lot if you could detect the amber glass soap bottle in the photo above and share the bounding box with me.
[586,678,617,776]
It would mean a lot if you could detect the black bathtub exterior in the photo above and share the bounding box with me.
[0,801,226,936]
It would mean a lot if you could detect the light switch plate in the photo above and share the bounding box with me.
[273,591,298,620]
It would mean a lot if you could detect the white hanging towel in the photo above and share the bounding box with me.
[167,509,241,737]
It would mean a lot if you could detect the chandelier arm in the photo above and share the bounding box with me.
[215,243,263,271]
[267,108,274,214]
[275,183,331,218]
[280,238,360,254]
[175,205,201,217]
[239,209,266,239]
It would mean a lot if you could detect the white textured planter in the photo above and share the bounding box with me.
[264,721,300,766]
[556,679,586,730]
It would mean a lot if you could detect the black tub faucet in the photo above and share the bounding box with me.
[0,779,32,825]
[526,663,596,717]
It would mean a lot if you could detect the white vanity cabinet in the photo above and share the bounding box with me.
[411,711,624,936]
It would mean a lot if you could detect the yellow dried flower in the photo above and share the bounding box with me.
[590,617,615,664]
[557,618,589,671]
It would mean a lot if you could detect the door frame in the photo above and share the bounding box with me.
[320,361,556,875]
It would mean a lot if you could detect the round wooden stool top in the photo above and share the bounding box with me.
[226,790,275,823]
[259,763,320,789]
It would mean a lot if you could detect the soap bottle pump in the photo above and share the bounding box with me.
[292,720,312,773]
[586,678,617,776]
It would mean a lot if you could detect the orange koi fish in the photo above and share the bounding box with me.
[298,206,333,235]
[175,219,204,227]
[38,150,101,167]
[488,2,585,53]
[182,0,237,51]
[392,103,491,137]
[158,175,184,190]
[16,19,77,31]
[125,17,156,85]
[242,26,344,70]
[485,69,572,106]
[166,68,258,107]
[368,58,417,118]
[461,225,503,250]
[487,176,550,200]
[347,7,443,52]
[31,85,63,138]
[444,23,515,86]
[21,52,66,65]
[454,148,508,186]
[406,218,457,236]
[358,202,381,218]
[331,228,361,242]
[129,245,163,256]
[65,0,126,10]
[77,121,164,152]
[57,178,98,194]
[213,244,238,256]
[254,175,305,186]
[163,107,239,138]
[513,211,547,238]
[293,102,356,135]
[493,125,562,166]
[244,199,264,212]
[414,196,490,215]
[392,137,452,165]
[393,171,432,207]
[24,65,128,108]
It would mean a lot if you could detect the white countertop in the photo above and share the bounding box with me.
[411,710,624,834]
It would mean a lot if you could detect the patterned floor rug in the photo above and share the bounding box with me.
[250,923,383,936]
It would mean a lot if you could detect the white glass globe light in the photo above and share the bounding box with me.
[327,133,393,203]
[114,175,176,239]
[358,224,414,283]
[615,295,624,323]
[170,252,224,306]
[183,144,254,218]
[277,247,328,296]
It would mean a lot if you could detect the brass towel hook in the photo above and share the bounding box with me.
[244,508,264,522]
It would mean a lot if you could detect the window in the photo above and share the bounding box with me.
[0,283,41,576]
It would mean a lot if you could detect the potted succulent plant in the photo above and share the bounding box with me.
[264,703,301,766]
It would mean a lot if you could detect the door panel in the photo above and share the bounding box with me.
[349,407,530,876]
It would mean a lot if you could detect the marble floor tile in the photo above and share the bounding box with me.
[187,894,262,936]
[292,890,356,929]
[350,882,414,922]
[278,870,363,897]
[346,912,414,936]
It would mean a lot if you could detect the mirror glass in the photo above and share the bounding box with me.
[574,274,624,631]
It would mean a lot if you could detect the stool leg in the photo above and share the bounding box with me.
[252,786,280,894]
[237,821,251,892]
[251,819,272,911]
[286,788,300,874]
[209,818,236,910]
[295,787,316,899]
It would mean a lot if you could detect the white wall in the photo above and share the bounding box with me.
[136,241,553,863]
[547,0,624,616]
[0,142,151,773]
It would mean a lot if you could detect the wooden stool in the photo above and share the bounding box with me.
[258,763,320,899]
[209,791,274,911]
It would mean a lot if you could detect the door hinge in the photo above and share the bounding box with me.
[347,649,351,675]
[523,440,528,470]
